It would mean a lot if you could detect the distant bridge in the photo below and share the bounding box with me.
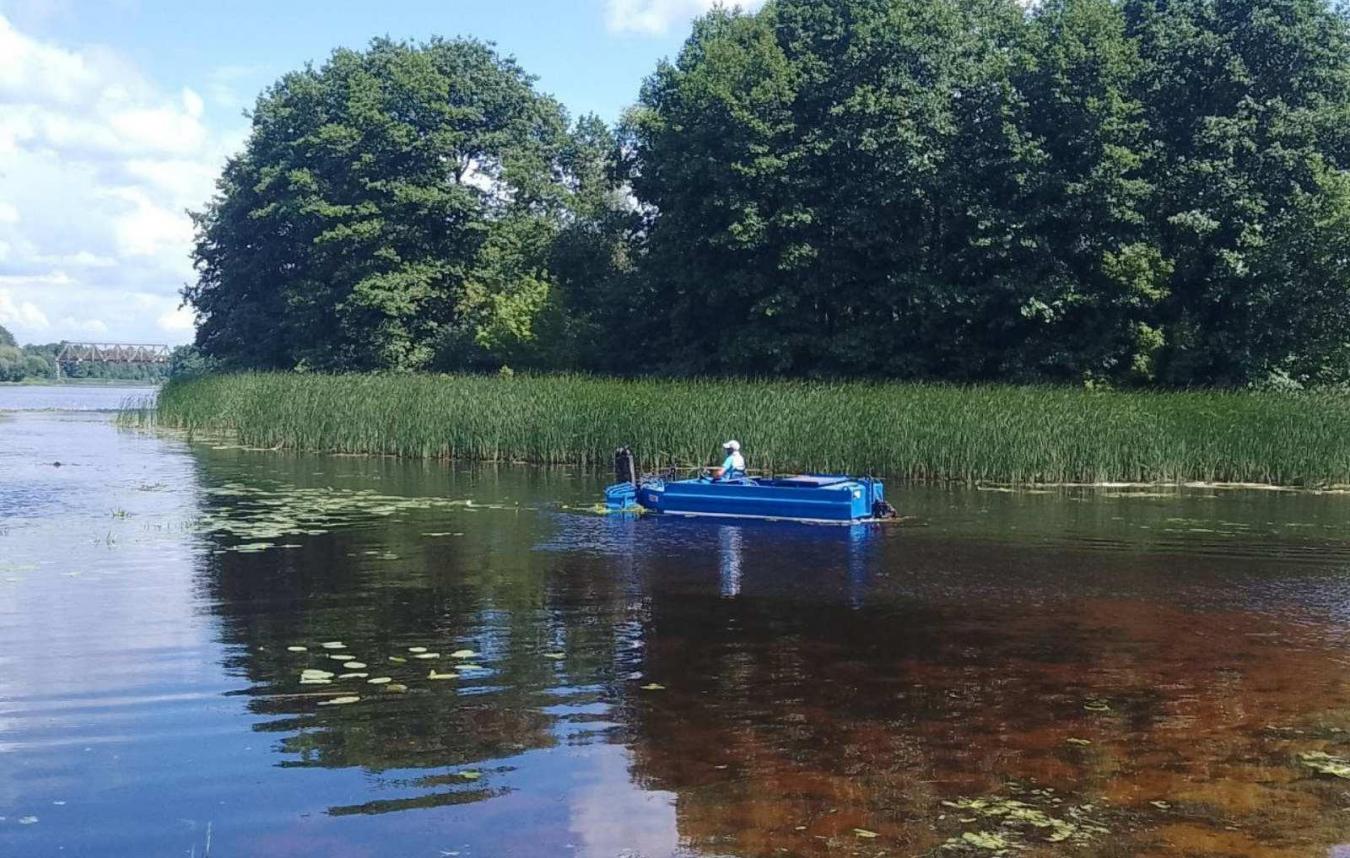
[56,342,171,379]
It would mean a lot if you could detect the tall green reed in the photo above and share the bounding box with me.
[137,373,1350,487]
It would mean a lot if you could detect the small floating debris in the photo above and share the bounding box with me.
[338,672,369,679]
[382,683,408,694]
[414,653,440,660]
[18,815,38,825]
[450,649,477,659]
[321,642,346,650]
[286,646,308,652]
[343,662,366,670]
[458,771,481,781]
[408,647,428,654]
[318,696,360,706]
[367,677,392,685]
[543,653,565,660]
[1065,738,1092,746]
[388,656,407,664]
[428,670,458,680]
[1150,800,1170,810]
[1298,750,1350,778]
[1083,699,1112,712]
[853,828,878,839]
[301,669,335,681]
[640,683,665,691]
[457,664,484,671]
[328,654,354,661]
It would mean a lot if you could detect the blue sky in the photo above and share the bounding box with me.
[0,0,761,345]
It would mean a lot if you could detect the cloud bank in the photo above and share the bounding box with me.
[0,14,242,345]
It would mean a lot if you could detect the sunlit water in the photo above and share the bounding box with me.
[3,386,1350,856]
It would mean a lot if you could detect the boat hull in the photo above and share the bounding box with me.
[633,476,887,525]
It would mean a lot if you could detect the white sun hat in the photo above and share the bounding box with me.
[723,440,740,451]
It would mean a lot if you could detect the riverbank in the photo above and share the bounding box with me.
[136,373,1350,487]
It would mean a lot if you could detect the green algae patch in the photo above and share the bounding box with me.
[938,786,1109,854]
[1298,750,1350,778]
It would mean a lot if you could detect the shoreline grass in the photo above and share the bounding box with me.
[134,373,1350,487]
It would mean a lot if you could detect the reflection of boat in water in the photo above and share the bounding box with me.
[605,448,896,525]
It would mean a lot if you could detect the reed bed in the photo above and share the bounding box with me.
[135,373,1350,486]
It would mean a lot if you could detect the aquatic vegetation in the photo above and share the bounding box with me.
[318,696,361,706]
[1298,750,1350,778]
[140,373,1350,486]
[640,683,665,691]
[190,482,516,553]
[449,650,476,659]
[938,787,1109,854]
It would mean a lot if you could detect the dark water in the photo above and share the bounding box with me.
[4,387,1350,857]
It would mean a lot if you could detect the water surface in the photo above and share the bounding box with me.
[3,388,1350,857]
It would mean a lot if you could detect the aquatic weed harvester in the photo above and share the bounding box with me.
[604,448,896,525]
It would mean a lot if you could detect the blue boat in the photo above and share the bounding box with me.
[604,449,895,525]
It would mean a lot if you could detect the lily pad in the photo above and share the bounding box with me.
[544,653,565,660]
[641,683,665,691]
[428,670,459,680]
[367,676,392,685]
[388,656,407,664]
[408,647,427,653]
[1083,700,1112,712]
[338,672,369,679]
[383,683,408,694]
[853,828,878,839]
[343,662,367,669]
[458,771,481,780]
[450,649,477,659]
[318,696,360,706]
[321,642,346,650]
[286,646,308,652]
[414,653,440,660]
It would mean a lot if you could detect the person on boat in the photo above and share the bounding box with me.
[712,440,745,480]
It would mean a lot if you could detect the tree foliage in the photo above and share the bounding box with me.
[186,1,1350,387]
[189,37,584,371]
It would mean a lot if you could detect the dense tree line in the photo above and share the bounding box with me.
[187,0,1350,387]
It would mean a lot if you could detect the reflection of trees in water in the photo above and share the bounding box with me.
[196,465,641,816]
[621,545,1350,856]
[192,456,1350,854]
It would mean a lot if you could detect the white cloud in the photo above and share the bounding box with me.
[157,303,194,333]
[605,0,765,35]
[0,287,50,330]
[0,13,243,345]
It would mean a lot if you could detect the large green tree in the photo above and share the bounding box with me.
[627,0,1350,385]
[1126,0,1350,385]
[188,38,577,371]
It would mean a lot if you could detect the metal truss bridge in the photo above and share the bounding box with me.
[56,342,172,379]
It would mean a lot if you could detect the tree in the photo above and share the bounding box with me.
[188,38,575,371]
[1125,0,1350,385]
[0,323,15,348]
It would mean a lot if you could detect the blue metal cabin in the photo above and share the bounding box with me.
[605,474,891,525]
